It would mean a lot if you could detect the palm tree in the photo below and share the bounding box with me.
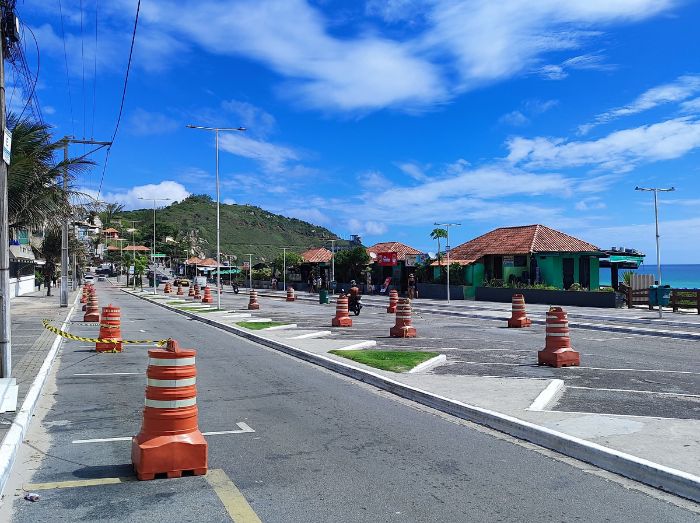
[99,202,124,228]
[7,113,92,233]
[430,228,448,281]
[35,229,62,296]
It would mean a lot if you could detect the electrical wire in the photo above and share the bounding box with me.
[97,0,141,199]
[91,0,99,139]
[80,0,86,140]
[57,0,76,136]
[13,23,42,124]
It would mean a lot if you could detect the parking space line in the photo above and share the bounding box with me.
[568,386,700,398]
[72,423,256,444]
[452,360,700,375]
[206,468,263,523]
[24,476,137,491]
[73,372,141,377]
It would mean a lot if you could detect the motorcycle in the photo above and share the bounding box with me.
[231,282,239,294]
[348,295,363,316]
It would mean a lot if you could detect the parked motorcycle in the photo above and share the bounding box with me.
[348,295,362,316]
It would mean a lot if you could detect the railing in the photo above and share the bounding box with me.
[670,289,700,314]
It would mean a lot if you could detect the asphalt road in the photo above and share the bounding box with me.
[9,283,699,522]
[213,289,700,420]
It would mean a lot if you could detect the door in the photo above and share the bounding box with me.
[493,256,503,280]
[563,258,574,289]
[579,256,590,289]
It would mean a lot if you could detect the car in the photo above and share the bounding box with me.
[173,278,190,287]
[97,275,106,281]
[159,275,171,282]
[84,274,94,282]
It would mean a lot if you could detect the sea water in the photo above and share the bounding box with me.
[600,264,700,289]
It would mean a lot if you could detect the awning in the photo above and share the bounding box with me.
[211,269,241,275]
[599,255,645,269]
[9,245,35,262]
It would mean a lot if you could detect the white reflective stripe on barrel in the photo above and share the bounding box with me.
[148,357,195,366]
[546,323,568,328]
[145,397,197,408]
[546,333,569,337]
[147,377,196,387]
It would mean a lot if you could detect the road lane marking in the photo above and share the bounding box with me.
[24,476,137,490]
[73,372,141,376]
[206,468,263,523]
[72,422,256,444]
[568,386,700,398]
[452,360,700,375]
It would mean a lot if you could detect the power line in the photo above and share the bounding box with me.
[57,0,75,135]
[97,0,141,199]
[79,0,86,140]
[91,0,99,139]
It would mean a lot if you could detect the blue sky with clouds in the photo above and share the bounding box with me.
[15,0,700,262]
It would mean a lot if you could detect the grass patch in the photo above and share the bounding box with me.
[328,350,439,373]
[166,300,186,304]
[237,321,287,330]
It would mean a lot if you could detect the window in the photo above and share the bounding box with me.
[514,255,527,267]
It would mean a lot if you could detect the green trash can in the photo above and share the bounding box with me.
[319,289,329,304]
[659,285,672,306]
[648,285,658,306]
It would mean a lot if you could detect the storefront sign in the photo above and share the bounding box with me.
[377,252,398,266]
[380,277,392,293]
[503,255,514,268]
[405,254,426,267]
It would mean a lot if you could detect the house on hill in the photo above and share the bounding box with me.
[367,241,424,293]
[435,225,604,297]
[299,247,333,286]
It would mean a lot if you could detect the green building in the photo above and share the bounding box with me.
[433,225,604,298]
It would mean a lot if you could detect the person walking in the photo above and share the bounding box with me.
[408,273,417,300]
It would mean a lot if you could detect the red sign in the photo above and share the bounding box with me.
[377,252,397,266]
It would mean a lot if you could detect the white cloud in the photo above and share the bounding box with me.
[218,133,299,173]
[365,0,426,23]
[499,110,529,126]
[499,99,558,126]
[580,74,700,133]
[358,170,392,190]
[539,65,568,81]
[574,197,606,211]
[540,54,614,81]
[128,108,179,136]
[348,219,388,236]
[221,100,276,136]
[223,198,236,205]
[395,162,429,181]
[281,207,332,226]
[507,117,700,172]
[84,181,191,210]
[680,97,700,114]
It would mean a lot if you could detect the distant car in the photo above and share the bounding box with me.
[173,278,190,287]
[97,275,106,281]
[159,275,171,282]
[84,275,94,282]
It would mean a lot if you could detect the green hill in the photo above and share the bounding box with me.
[115,195,340,264]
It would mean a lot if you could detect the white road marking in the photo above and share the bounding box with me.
[289,331,332,339]
[335,340,377,351]
[72,372,141,377]
[568,386,700,399]
[72,422,255,444]
[453,360,700,375]
[527,379,565,411]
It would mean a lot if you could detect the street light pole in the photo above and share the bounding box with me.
[245,254,254,289]
[138,197,171,294]
[434,222,461,304]
[282,247,288,292]
[187,125,246,310]
[635,186,675,318]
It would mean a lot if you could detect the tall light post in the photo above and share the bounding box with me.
[245,254,254,289]
[138,197,171,294]
[187,125,246,310]
[635,186,675,318]
[323,238,338,286]
[434,222,461,304]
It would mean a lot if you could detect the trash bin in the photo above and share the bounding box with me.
[659,285,672,306]
[319,289,329,304]
[648,285,659,306]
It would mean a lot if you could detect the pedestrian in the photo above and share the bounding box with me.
[365,272,373,295]
[271,276,277,290]
[408,273,417,300]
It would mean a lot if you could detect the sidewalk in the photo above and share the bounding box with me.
[1,290,77,441]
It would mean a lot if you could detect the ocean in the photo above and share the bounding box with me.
[599,264,700,289]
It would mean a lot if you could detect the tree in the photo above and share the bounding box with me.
[334,247,370,282]
[35,229,62,296]
[7,114,92,233]
[133,255,149,289]
[430,228,448,280]
[98,202,125,228]
[272,252,303,278]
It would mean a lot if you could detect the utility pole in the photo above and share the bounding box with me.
[635,186,675,318]
[434,222,461,304]
[245,254,253,289]
[60,137,112,307]
[282,247,288,292]
[0,8,19,378]
[137,197,171,295]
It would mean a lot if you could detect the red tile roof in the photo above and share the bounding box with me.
[301,247,333,263]
[367,242,422,262]
[123,245,150,252]
[440,225,601,266]
[103,227,119,234]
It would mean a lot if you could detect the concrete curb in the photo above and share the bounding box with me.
[0,293,79,497]
[408,354,447,374]
[125,289,700,503]
[527,379,565,411]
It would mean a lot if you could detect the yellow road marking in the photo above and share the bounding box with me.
[24,476,137,490]
[205,469,263,523]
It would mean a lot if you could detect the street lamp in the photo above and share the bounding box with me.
[323,238,339,288]
[434,222,461,304]
[187,124,246,310]
[245,254,254,289]
[635,186,675,318]
[137,197,172,294]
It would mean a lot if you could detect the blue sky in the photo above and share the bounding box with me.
[15,0,700,262]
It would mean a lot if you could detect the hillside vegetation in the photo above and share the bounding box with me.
[116,195,339,263]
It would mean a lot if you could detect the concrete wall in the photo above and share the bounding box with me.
[10,275,35,297]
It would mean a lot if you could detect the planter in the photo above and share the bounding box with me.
[475,286,617,308]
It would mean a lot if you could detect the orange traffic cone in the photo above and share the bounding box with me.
[387,289,398,313]
[83,293,100,322]
[176,284,184,296]
[286,286,295,302]
[332,294,352,327]
[163,283,172,294]
[248,290,260,310]
[390,298,416,338]
[507,294,532,328]
[201,287,213,304]
[538,307,580,367]
[96,305,122,353]
[188,285,195,298]
[131,339,207,480]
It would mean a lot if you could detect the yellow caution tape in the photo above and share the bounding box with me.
[42,320,168,347]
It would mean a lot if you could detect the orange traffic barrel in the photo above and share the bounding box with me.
[538,307,580,367]
[188,285,195,298]
[131,339,208,480]
[507,294,532,328]
[387,289,398,313]
[390,298,416,338]
[96,305,122,353]
[248,289,260,310]
[83,293,100,322]
[201,287,213,304]
[176,284,184,296]
[286,287,295,302]
[332,294,352,327]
